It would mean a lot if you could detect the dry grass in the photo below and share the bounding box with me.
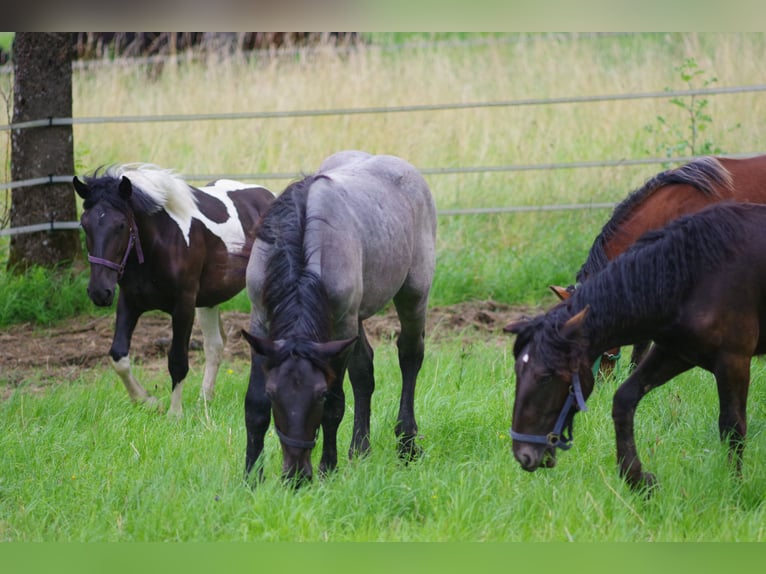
[38,33,766,211]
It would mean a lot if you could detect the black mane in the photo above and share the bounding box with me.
[576,157,733,283]
[257,174,333,349]
[82,167,164,215]
[527,202,750,374]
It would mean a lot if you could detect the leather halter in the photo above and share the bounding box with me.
[87,219,144,278]
[275,427,318,450]
[509,372,589,451]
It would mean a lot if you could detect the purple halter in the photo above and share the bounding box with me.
[87,221,144,278]
[509,372,589,451]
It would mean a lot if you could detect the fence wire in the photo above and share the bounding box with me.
[2,78,765,237]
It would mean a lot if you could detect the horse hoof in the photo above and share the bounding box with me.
[627,471,658,494]
[398,437,423,463]
[141,395,165,413]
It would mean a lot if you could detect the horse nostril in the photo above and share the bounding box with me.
[516,451,532,469]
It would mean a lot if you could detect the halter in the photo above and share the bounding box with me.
[509,372,589,451]
[275,426,318,450]
[87,220,145,278]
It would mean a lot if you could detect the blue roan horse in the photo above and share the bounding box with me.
[505,202,766,490]
[241,151,437,483]
[74,164,274,416]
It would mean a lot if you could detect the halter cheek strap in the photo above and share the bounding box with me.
[275,427,318,450]
[87,224,145,278]
[509,372,589,451]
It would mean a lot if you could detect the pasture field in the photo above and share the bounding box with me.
[3,337,766,542]
[3,33,766,542]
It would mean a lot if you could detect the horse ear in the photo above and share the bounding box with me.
[240,329,277,357]
[314,337,358,360]
[73,177,90,200]
[119,176,133,200]
[503,318,529,334]
[549,285,572,301]
[560,305,590,338]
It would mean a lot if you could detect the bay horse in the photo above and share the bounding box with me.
[505,202,766,490]
[240,150,436,484]
[73,164,274,416]
[551,154,766,373]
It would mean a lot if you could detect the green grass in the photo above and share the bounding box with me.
[2,341,766,541]
[0,33,12,53]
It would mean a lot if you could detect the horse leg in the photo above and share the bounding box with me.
[244,351,271,481]
[712,353,751,475]
[166,303,195,417]
[108,295,159,409]
[393,290,428,461]
[347,321,375,459]
[629,340,652,368]
[196,306,225,403]
[319,359,348,476]
[612,345,692,490]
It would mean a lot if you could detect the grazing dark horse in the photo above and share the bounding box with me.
[551,154,766,372]
[505,202,766,490]
[241,150,436,484]
[74,164,274,416]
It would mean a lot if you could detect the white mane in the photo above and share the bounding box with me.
[106,163,198,222]
[105,163,255,251]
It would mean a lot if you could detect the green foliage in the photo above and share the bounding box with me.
[645,57,738,159]
[3,344,766,541]
[0,265,102,325]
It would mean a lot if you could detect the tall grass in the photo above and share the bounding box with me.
[2,340,766,541]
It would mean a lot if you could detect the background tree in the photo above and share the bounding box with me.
[8,32,79,271]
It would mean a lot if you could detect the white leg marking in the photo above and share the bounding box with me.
[197,306,225,402]
[110,355,159,409]
[168,381,184,417]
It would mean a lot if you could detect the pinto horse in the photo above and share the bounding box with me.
[506,202,766,490]
[240,151,436,484]
[551,154,766,372]
[74,164,274,416]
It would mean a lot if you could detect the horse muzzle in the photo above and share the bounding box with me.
[513,443,557,472]
[281,454,313,487]
[87,284,115,307]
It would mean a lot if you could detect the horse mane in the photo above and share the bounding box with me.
[523,203,747,375]
[83,163,198,221]
[581,200,745,336]
[575,156,734,283]
[257,173,333,349]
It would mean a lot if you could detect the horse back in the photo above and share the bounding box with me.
[665,204,766,361]
[310,154,436,316]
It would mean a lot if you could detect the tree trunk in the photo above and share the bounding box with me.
[7,32,80,272]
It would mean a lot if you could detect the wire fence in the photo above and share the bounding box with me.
[2,61,766,237]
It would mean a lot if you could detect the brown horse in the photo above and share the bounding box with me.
[553,154,766,372]
[74,164,274,416]
[506,202,766,490]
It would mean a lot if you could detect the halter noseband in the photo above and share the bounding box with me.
[510,372,589,451]
[275,427,318,450]
[87,220,144,278]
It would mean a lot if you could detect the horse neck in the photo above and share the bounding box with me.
[603,185,717,260]
[571,283,669,364]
